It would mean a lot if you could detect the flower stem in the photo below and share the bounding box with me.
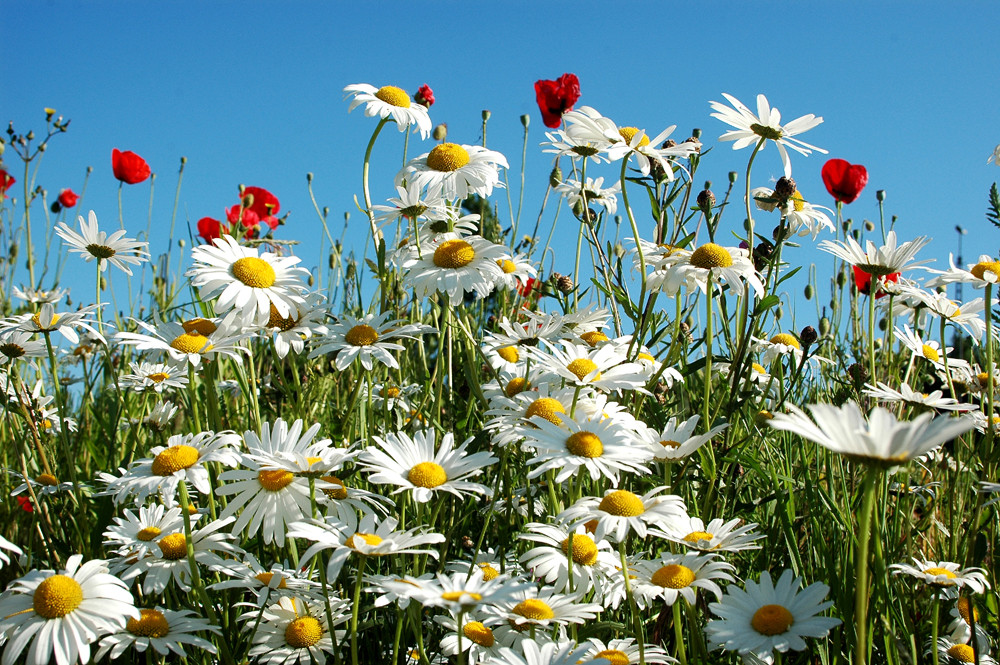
[618,541,645,665]
[351,556,367,665]
[854,465,881,665]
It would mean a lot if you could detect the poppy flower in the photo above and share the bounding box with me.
[16,496,33,513]
[226,204,261,238]
[534,73,580,128]
[853,266,899,298]
[58,188,79,208]
[197,217,225,243]
[111,148,151,184]
[822,158,868,204]
[0,168,14,199]
[241,186,279,219]
[415,84,434,108]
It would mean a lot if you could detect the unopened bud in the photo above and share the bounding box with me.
[306,172,314,183]
[99,276,107,291]
[8,243,16,259]
[877,190,886,202]
[328,253,335,269]
[842,219,851,233]
[307,274,315,287]
[50,201,62,213]
[520,114,530,128]
[819,316,831,336]
[775,306,783,320]
[864,220,875,232]
[26,130,34,141]
[432,124,448,141]
[836,270,846,287]
[614,243,625,258]
[556,273,574,293]
[549,165,563,188]
[848,362,868,388]
[774,176,796,200]
[800,326,818,347]
[180,156,187,164]
[482,110,491,121]
[178,238,186,248]
[38,143,46,153]
[692,128,702,139]
[804,284,814,300]
[696,189,715,214]
[729,171,738,184]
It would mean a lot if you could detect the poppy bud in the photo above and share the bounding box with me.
[864,220,875,232]
[804,284,814,300]
[482,110,491,121]
[729,171,739,184]
[414,84,434,108]
[836,271,847,287]
[432,124,448,142]
[774,176,796,200]
[8,243,16,259]
[775,307,783,320]
[819,316,831,336]
[58,188,79,208]
[800,326,818,347]
[307,274,315,287]
[877,190,887,202]
[549,165,563,188]
[51,201,62,213]
[520,114,530,128]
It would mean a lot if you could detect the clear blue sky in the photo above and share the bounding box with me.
[4,1,1000,327]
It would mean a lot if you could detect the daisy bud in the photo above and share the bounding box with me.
[306,172,313,183]
[432,124,448,141]
[661,139,677,149]
[848,362,868,389]
[614,243,625,258]
[549,165,563,187]
[555,273,574,293]
[99,276,107,291]
[836,270,847,287]
[774,176,796,200]
[307,274,315,287]
[26,130,34,141]
[804,284,814,300]
[877,189,887,202]
[461,535,474,549]
[800,326,818,347]
[729,171,738,184]
[38,143,46,153]
[181,156,187,164]
[697,189,715,214]
[684,137,702,153]
[520,114,530,128]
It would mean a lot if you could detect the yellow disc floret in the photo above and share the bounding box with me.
[230,256,277,288]
[441,590,482,602]
[971,261,1000,281]
[689,243,733,269]
[581,331,609,346]
[504,377,529,397]
[182,318,217,335]
[136,526,162,541]
[525,397,566,425]
[267,304,298,331]
[463,621,495,647]
[258,469,295,491]
[31,312,60,329]
[770,333,800,349]
[496,346,520,363]
[923,567,958,585]
[170,332,212,355]
[426,143,471,172]
[957,597,979,625]
[344,324,379,347]
[651,564,696,589]
[921,344,940,363]
[593,650,630,665]
[618,127,650,147]
[598,490,645,517]
[408,462,447,488]
[566,358,601,381]
[751,604,795,636]
[565,431,604,458]
[32,575,83,619]
[35,473,59,486]
[349,533,383,549]
[127,608,171,638]
[497,259,517,274]
[374,85,411,108]
[151,444,199,476]
[433,239,476,269]
[285,616,323,648]
[560,534,599,566]
[255,572,288,588]
[478,563,500,581]
[683,531,714,544]
[947,644,976,663]
[157,533,189,560]
[511,598,555,621]
[321,476,349,500]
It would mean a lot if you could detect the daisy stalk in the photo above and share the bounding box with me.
[854,464,881,665]
[620,157,647,344]
[618,541,646,665]
[361,116,390,310]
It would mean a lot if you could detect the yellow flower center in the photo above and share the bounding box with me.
[923,567,957,585]
[504,377,529,397]
[381,386,401,399]
[35,473,59,486]
[157,533,189,560]
[463,621,495,647]
[148,372,170,383]
[426,143,471,172]
[374,85,411,108]
[593,650,630,665]
[689,243,733,269]
[478,563,500,581]
[343,324,379,347]
[321,476,349,500]
[408,462,447,488]
[170,332,211,355]
[254,572,288,588]
[598,490,645,517]
[957,597,979,625]
[32,575,83,619]
[683,531,714,544]
[267,304,298,331]
[560,534,599,565]
[136,526,162,541]
[751,604,795,636]
[525,397,566,425]
[497,259,517,274]
[565,431,604,458]
[770,333,800,349]
[497,346,520,363]
[230,256,277,288]
[660,440,682,449]
[349,533,383,549]
[285,616,323,648]
[581,331,609,346]
[151,444,199,476]
[749,123,783,140]
[791,190,806,212]
[85,243,116,259]
[127,608,170,638]
[566,357,601,381]
[433,239,476,269]
[752,363,767,374]
[182,318,217,335]
[442,590,482,602]
[651,563,696,589]
[947,644,975,663]
[512,598,555,621]
[971,261,1000,281]
[0,343,25,357]
[921,344,940,362]
[258,469,295,491]
[31,312,60,329]
[618,127,650,147]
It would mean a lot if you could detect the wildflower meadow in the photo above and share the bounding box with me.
[1,73,1000,665]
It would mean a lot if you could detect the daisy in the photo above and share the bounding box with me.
[211,554,321,607]
[767,401,976,466]
[604,124,697,179]
[55,209,149,275]
[400,232,508,305]
[894,324,956,369]
[495,253,538,292]
[709,93,826,177]
[641,415,729,462]
[890,559,990,596]
[490,589,603,630]
[244,595,349,665]
[704,569,840,660]
[0,330,47,365]
[117,360,188,393]
[0,555,139,665]
[945,597,991,651]
[628,552,735,608]
[558,486,687,543]
[485,384,581,446]
[3,302,104,345]
[935,638,997,665]
[10,471,76,498]
[216,457,312,547]
[534,340,649,392]
[483,315,564,366]
[372,183,451,229]
[519,522,619,599]
[12,285,68,304]
[0,534,21,569]
[927,254,1000,289]
[403,568,534,613]
[309,311,434,371]
[363,382,420,413]
[103,503,189,564]
[265,291,330,359]
[664,515,764,553]
[115,313,251,367]
[95,607,219,660]
[397,143,509,200]
[105,430,241,506]
[360,428,496,503]
[580,637,676,665]
[436,614,509,662]
[652,242,764,298]
[240,417,351,475]
[344,83,432,139]
[891,286,995,342]
[365,572,436,610]
[555,304,612,337]
[818,230,931,278]
[521,409,651,484]
[752,186,834,239]
[490,639,609,665]
[135,400,179,432]
[188,234,310,327]
[316,474,395,524]
[555,177,621,215]
[863,382,976,412]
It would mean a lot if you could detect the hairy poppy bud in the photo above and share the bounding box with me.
[800,326,818,347]
[549,165,563,188]
[819,316,831,336]
[804,284,814,300]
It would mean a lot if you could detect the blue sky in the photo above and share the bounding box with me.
[4,2,1000,326]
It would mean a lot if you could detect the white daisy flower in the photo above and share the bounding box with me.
[3,302,104,345]
[216,458,312,547]
[135,400,179,432]
[935,638,997,665]
[0,330,48,364]
[752,186,834,239]
[663,515,764,553]
[489,589,603,630]
[103,503,189,565]
[604,124,697,180]
[767,401,976,466]
[558,486,687,543]
[554,304,612,337]
[241,417,352,475]
[265,291,330,359]
[926,253,1000,289]
[397,143,509,200]
[627,552,735,608]
[360,428,496,503]
[188,234,310,327]
[344,83,432,139]
[95,607,219,660]
[495,253,538,292]
[890,286,995,343]
[12,285,68,304]
[580,637,677,665]
[399,568,534,613]
[490,639,609,665]
[0,555,139,665]
[519,522,619,600]
[400,232,508,306]
[115,313,252,367]
[436,614,509,662]
[651,242,764,298]
[211,554,321,607]
[818,230,931,277]
[555,177,621,215]
[889,559,990,596]
[709,92,826,177]
[10,470,76,498]
[945,597,990,652]
[641,414,729,461]
[485,384,581,446]
[244,595,349,665]
[117,360,189,393]
[316,473,395,524]
[704,569,840,660]
[309,311,434,371]
[893,324,957,369]
[362,382,420,414]
[372,183,452,230]
[863,382,976,412]
[55,209,149,275]
[534,340,649,392]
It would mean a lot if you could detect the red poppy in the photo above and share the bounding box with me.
[517,277,541,299]
[534,73,580,128]
[822,159,868,204]
[853,266,899,299]
[241,186,280,219]
[16,496,33,513]
[0,168,14,199]
[415,84,434,108]
[112,148,151,184]
[227,204,261,238]
[58,188,79,208]
[197,217,225,242]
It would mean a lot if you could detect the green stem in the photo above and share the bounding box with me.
[618,541,645,665]
[672,602,687,665]
[351,556,367,665]
[854,465,881,665]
